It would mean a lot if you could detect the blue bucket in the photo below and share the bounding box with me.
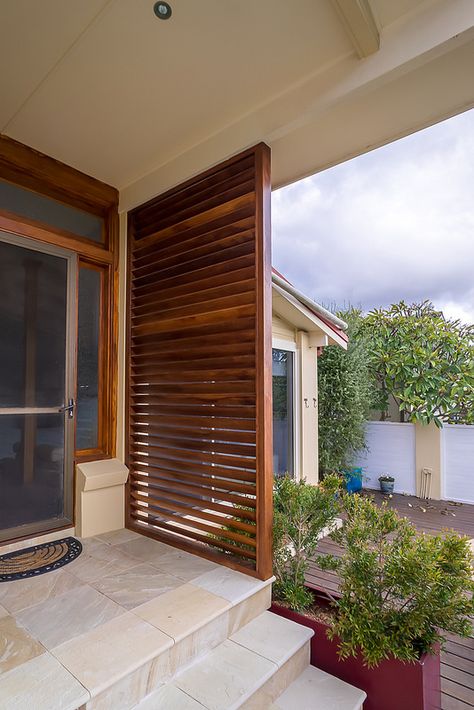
[344,467,363,494]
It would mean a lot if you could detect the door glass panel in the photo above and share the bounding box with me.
[0,236,73,540]
[0,179,104,243]
[77,266,101,450]
[0,241,67,407]
[272,349,294,477]
[0,414,65,530]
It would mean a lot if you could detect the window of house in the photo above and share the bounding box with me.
[76,265,102,451]
[0,146,118,462]
[0,179,104,243]
[272,348,295,477]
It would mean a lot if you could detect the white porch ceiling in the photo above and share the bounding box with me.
[1,0,473,209]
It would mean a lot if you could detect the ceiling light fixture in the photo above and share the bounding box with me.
[153,2,172,20]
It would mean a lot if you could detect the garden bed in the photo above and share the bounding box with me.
[271,594,441,710]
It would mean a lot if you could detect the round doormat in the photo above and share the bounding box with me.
[0,537,82,582]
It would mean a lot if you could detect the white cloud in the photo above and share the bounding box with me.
[272,109,474,323]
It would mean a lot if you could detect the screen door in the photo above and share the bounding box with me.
[0,231,76,542]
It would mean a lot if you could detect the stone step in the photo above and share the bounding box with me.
[133,611,313,709]
[273,666,366,710]
[79,567,273,709]
[133,611,366,710]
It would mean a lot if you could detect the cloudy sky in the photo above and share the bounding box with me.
[272,108,474,323]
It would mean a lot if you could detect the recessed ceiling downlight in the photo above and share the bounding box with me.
[153,2,172,20]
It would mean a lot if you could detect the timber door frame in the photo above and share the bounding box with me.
[0,135,119,463]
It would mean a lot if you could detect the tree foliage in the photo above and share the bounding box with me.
[362,301,474,426]
[318,308,374,474]
[273,475,341,611]
[318,494,474,667]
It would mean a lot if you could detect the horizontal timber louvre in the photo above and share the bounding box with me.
[126,144,273,579]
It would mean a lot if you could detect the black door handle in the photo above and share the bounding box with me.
[58,398,75,418]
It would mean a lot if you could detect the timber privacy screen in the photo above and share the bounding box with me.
[126,144,273,579]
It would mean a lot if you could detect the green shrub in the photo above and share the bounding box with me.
[318,494,474,667]
[318,308,374,475]
[209,502,256,556]
[273,475,340,611]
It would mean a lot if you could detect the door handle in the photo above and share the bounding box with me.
[58,398,75,419]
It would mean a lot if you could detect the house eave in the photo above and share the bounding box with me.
[272,282,348,350]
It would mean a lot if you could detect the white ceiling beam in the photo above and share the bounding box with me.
[331,0,380,58]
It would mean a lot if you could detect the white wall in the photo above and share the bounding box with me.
[442,424,474,504]
[354,422,417,495]
[272,314,296,344]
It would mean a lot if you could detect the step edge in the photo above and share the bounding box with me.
[74,579,272,701]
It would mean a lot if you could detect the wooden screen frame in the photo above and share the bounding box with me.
[125,143,273,580]
[0,135,119,462]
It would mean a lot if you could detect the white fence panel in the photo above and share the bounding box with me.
[354,422,416,495]
[442,424,474,504]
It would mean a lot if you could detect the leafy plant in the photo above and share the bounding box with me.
[342,468,363,486]
[318,494,474,667]
[318,308,374,475]
[209,503,256,556]
[361,301,474,426]
[273,474,341,611]
[378,474,394,483]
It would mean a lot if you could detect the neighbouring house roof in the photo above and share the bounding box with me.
[271,267,348,349]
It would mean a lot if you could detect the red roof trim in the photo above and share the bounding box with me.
[271,266,291,284]
[272,266,348,343]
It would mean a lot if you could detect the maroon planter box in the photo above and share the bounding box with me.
[271,601,440,710]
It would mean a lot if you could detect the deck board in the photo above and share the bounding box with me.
[306,491,474,708]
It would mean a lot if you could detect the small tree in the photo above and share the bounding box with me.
[273,475,340,611]
[318,308,374,474]
[318,495,474,667]
[362,301,474,426]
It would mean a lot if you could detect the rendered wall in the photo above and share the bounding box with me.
[354,422,417,495]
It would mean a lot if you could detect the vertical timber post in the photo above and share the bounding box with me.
[255,143,273,580]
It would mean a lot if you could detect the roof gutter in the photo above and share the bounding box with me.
[271,272,348,331]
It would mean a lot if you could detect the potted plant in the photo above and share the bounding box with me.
[271,493,474,710]
[378,473,395,494]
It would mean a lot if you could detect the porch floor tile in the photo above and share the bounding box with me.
[64,554,139,584]
[145,547,219,582]
[114,536,176,564]
[96,528,143,546]
[0,614,45,674]
[91,563,182,610]
[0,567,79,613]
[0,652,90,710]
[15,582,125,649]
[78,538,141,570]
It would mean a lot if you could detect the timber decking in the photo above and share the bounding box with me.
[306,491,474,709]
